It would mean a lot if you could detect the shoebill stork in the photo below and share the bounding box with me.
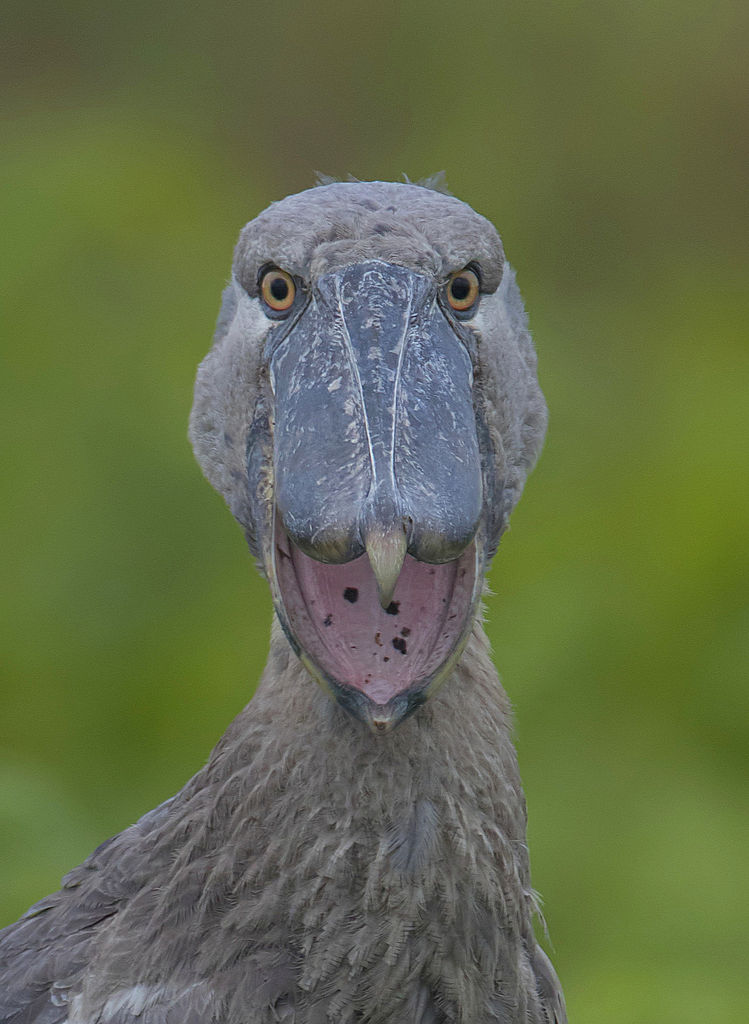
[0,180,566,1023]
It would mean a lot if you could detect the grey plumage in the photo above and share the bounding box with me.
[0,181,565,1022]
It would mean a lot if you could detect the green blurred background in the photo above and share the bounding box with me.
[2,0,747,1019]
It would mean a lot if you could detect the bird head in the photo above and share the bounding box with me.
[190,181,546,732]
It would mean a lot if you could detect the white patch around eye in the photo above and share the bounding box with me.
[235,286,274,345]
[471,288,508,340]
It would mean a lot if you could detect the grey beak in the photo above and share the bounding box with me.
[266,261,483,585]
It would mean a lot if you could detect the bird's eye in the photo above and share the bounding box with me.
[260,268,296,313]
[446,267,480,313]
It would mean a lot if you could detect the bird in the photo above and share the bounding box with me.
[0,179,566,1023]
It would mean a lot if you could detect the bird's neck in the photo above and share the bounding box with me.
[170,615,538,1006]
[199,614,529,862]
[204,610,520,802]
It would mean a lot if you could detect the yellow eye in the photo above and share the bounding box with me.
[446,267,480,312]
[260,268,296,312]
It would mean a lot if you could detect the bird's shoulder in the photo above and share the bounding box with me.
[0,799,175,1024]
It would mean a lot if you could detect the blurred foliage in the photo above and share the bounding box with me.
[1,1,747,1020]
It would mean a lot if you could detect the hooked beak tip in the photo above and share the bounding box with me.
[370,715,394,734]
[364,524,407,610]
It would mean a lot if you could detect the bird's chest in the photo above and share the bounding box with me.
[231,798,525,1023]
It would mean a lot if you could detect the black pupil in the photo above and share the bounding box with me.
[270,276,289,302]
[451,276,471,302]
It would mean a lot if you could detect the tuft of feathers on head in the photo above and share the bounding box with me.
[313,172,361,187]
[313,171,452,196]
[402,171,453,195]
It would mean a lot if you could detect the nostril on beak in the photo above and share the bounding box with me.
[405,514,414,545]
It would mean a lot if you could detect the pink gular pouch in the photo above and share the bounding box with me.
[273,525,480,725]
